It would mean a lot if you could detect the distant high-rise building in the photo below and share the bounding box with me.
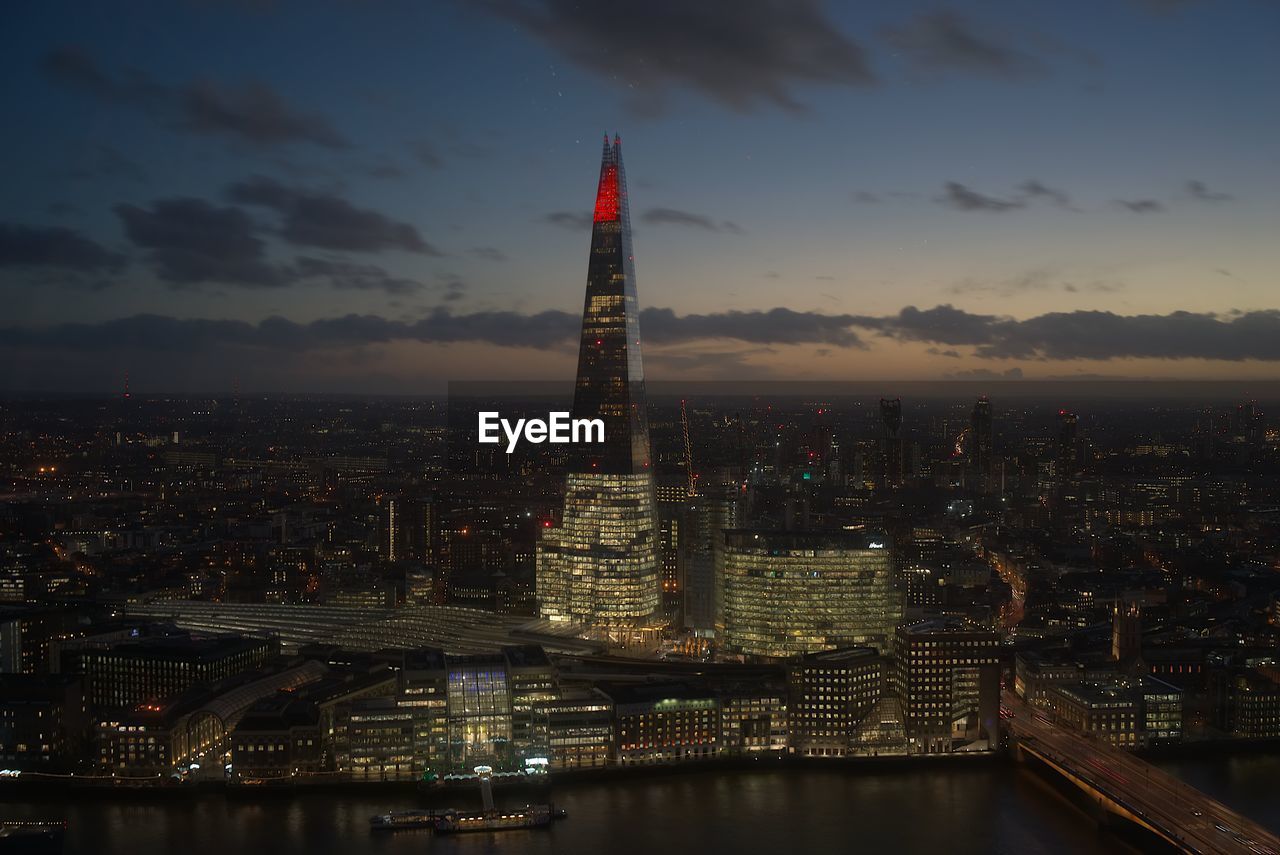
[878,397,905,489]
[538,136,662,641]
[1233,399,1263,444]
[968,396,993,492]
[722,530,900,658]
[1057,410,1081,479]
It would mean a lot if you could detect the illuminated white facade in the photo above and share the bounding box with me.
[537,472,660,630]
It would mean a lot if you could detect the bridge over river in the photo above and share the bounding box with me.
[1005,691,1279,854]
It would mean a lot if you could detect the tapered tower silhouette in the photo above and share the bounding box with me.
[537,135,662,642]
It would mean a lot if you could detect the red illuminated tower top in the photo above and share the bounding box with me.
[592,134,623,223]
[571,132,650,475]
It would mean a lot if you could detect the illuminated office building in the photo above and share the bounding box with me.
[538,135,661,641]
[788,647,884,757]
[608,683,720,765]
[894,618,1000,754]
[722,531,900,658]
[445,653,513,769]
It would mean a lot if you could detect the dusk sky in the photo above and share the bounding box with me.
[3,0,1279,393]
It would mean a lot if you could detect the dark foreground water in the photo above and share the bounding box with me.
[3,755,1278,855]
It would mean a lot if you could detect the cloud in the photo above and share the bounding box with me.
[180,81,348,148]
[1116,198,1164,213]
[469,246,508,262]
[640,307,867,347]
[0,223,127,273]
[852,191,882,203]
[364,163,406,180]
[43,46,167,108]
[937,182,1025,212]
[884,11,1043,80]
[409,133,493,169]
[641,208,744,233]
[43,47,346,149]
[870,304,1003,345]
[644,347,775,375]
[56,144,147,183]
[409,140,443,169]
[1185,180,1232,202]
[542,211,594,230]
[947,268,1123,297]
[480,0,874,112]
[293,257,425,295]
[12,307,1280,387]
[114,197,289,287]
[227,176,439,254]
[1017,180,1072,209]
[944,366,1024,380]
[870,305,1280,362]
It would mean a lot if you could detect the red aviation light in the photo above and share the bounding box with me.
[593,164,620,222]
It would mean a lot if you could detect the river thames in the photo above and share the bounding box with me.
[3,753,1278,855]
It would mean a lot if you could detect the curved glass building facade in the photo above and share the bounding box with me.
[722,531,900,658]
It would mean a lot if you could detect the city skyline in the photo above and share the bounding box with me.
[3,0,1280,392]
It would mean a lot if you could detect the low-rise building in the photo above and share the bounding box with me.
[542,687,613,770]
[606,683,719,766]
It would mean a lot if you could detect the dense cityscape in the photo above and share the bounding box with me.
[7,1,1280,851]
[3,143,1280,851]
[5,382,1280,779]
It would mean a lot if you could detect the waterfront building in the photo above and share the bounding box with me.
[1220,667,1280,738]
[504,645,557,761]
[308,667,401,776]
[395,647,448,777]
[722,530,900,658]
[894,618,1000,754]
[787,647,884,757]
[607,683,720,765]
[342,696,416,781]
[1034,670,1181,750]
[230,695,323,782]
[1043,681,1142,748]
[541,687,614,770]
[718,688,788,756]
[0,673,86,771]
[97,661,325,775]
[69,632,276,712]
[538,135,662,643]
[445,652,513,770]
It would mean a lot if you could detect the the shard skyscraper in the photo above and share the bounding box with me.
[537,134,662,641]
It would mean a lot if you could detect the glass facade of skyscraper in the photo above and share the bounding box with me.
[722,531,900,658]
[537,135,661,638]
